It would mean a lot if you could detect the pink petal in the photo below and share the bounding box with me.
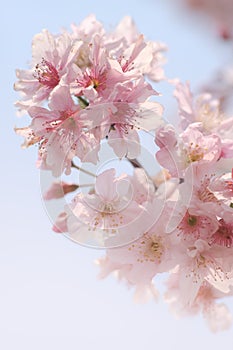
[95,169,117,202]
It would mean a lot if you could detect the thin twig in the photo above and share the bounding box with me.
[77,96,89,108]
[126,157,158,191]
[78,183,95,188]
[71,161,96,178]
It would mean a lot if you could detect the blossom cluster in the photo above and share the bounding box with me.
[15,15,164,176]
[15,15,233,332]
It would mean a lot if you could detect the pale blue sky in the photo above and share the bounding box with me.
[1,1,233,349]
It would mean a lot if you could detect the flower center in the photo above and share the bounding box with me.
[177,211,201,240]
[197,254,206,267]
[210,220,233,248]
[103,203,114,213]
[98,202,116,214]
[34,58,60,88]
[187,215,197,227]
[149,236,164,262]
[151,241,160,252]
[187,143,204,163]
[129,233,165,264]
[198,188,218,203]
[140,235,164,263]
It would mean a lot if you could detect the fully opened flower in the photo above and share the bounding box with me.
[97,201,175,300]
[70,34,130,102]
[80,79,163,159]
[170,204,219,242]
[14,30,80,112]
[155,123,222,178]
[104,16,167,82]
[172,239,233,305]
[23,85,100,176]
[179,166,232,221]
[65,169,158,247]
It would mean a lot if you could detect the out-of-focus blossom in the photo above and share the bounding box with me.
[183,0,233,38]
[52,212,68,233]
[165,273,233,332]
[43,181,79,200]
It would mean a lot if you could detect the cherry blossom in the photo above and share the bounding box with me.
[155,123,222,178]
[104,16,167,82]
[169,203,219,242]
[165,273,233,332]
[183,0,233,38]
[170,239,233,305]
[64,168,160,248]
[173,81,233,156]
[27,85,100,176]
[14,30,80,113]
[52,212,68,233]
[97,201,176,299]
[43,181,79,200]
[173,81,224,132]
[14,14,233,332]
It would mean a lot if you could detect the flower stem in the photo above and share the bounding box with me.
[77,96,89,108]
[71,161,96,178]
[78,183,95,188]
[126,157,158,191]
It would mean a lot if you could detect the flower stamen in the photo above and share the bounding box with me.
[34,58,60,88]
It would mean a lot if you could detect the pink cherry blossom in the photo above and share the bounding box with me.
[171,238,233,306]
[178,166,233,225]
[15,14,164,174]
[81,87,163,159]
[97,201,176,299]
[170,204,219,242]
[27,85,100,176]
[200,65,233,112]
[52,212,68,233]
[173,81,224,132]
[43,181,79,200]
[209,170,233,200]
[14,30,80,113]
[155,123,222,178]
[65,169,157,248]
[71,14,105,46]
[173,82,233,157]
[129,168,156,204]
[209,219,233,248]
[105,16,166,82]
[183,0,233,37]
[14,126,40,148]
[165,273,233,332]
[71,34,130,102]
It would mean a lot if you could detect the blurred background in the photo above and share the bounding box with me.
[1,0,233,349]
